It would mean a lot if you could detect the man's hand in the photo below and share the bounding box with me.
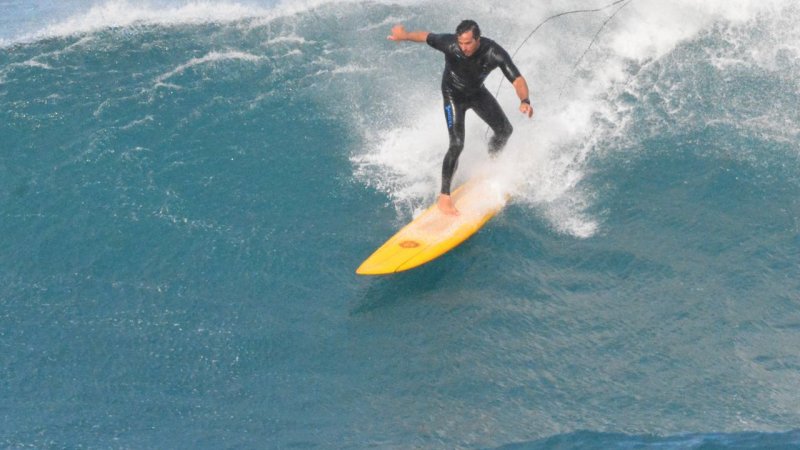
[388,24,429,43]
[520,101,533,118]
[388,24,407,41]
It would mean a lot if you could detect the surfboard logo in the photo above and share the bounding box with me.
[399,240,420,248]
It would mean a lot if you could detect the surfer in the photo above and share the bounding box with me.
[388,20,533,215]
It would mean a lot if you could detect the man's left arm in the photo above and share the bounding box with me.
[495,43,533,119]
[512,76,533,118]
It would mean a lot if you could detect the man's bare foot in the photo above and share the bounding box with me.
[437,194,460,216]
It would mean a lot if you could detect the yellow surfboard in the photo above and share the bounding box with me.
[356,176,509,275]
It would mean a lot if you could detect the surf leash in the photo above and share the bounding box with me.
[486,0,636,139]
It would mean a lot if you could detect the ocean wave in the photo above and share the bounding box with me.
[3,1,800,446]
[4,0,798,241]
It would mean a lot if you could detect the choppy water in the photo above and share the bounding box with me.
[2,0,800,448]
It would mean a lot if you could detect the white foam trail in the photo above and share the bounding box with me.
[154,50,265,85]
[21,59,54,70]
[281,49,304,58]
[262,34,312,46]
[323,64,375,75]
[357,15,414,32]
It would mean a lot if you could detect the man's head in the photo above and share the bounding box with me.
[455,19,481,57]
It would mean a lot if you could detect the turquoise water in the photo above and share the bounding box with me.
[2,0,800,448]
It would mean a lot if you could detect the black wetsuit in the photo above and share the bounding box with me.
[426,33,522,195]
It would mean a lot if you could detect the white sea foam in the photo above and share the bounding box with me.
[280,49,303,58]
[21,59,53,70]
[262,34,312,46]
[319,64,374,75]
[0,58,53,85]
[358,15,414,32]
[121,115,156,130]
[154,50,265,85]
[352,105,447,217]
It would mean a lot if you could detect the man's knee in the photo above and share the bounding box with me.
[489,122,512,155]
[448,136,465,155]
[499,121,513,139]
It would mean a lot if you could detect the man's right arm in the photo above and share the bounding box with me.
[387,24,430,43]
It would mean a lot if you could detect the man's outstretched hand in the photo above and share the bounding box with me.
[388,24,407,41]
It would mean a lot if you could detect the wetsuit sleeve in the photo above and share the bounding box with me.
[494,44,522,83]
[426,33,453,53]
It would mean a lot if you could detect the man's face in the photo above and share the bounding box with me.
[457,30,480,57]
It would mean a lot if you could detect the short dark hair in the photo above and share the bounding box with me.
[456,20,481,39]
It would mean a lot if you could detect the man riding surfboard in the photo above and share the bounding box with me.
[388,20,534,215]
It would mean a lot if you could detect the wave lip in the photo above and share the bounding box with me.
[1,0,273,47]
[0,0,400,47]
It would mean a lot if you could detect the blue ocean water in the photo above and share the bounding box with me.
[2,0,800,448]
